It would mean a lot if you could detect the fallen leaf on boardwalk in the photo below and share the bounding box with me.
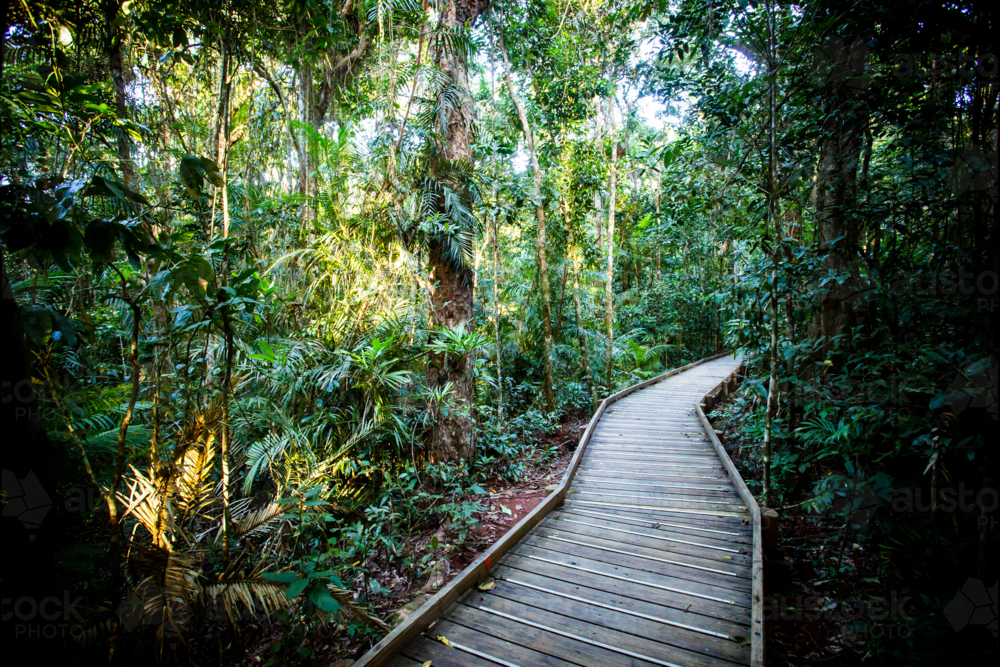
[499,504,512,516]
[478,579,497,591]
[651,523,661,528]
[732,635,751,646]
[684,603,691,611]
[738,506,747,510]
[435,635,454,648]
[423,662,432,667]
[724,555,732,559]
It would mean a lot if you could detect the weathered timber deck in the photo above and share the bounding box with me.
[357,354,762,667]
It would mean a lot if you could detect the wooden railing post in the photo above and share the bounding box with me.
[762,508,780,558]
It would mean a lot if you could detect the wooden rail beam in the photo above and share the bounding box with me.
[695,366,765,667]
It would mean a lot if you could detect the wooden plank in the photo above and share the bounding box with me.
[499,552,751,623]
[594,421,707,430]
[588,435,713,444]
[568,483,742,502]
[386,652,426,667]
[576,466,736,483]
[446,603,663,667]
[580,457,726,469]
[586,438,714,447]
[566,491,744,512]
[400,634,515,667]
[584,447,720,458]
[482,579,752,665]
[521,534,753,594]
[547,514,752,564]
[565,499,746,520]
[571,476,736,494]
[564,498,750,525]
[526,529,751,583]
[573,473,732,488]
[492,561,750,633]
[559,508,752,546]
[580,461,726,473]
[587,435,716,445]
[469,593,735,667]
[426,619,579,667]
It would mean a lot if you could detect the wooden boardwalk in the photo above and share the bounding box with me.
[359,355,762,667]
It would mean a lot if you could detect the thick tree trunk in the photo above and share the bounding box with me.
[811,66,867,343]
[426,0,489,461]
[498,25,555,413]
[427,242,475,461]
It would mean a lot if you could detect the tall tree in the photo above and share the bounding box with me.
[425,0,490,461]
[497,19,556,414]
[603,96,619,383]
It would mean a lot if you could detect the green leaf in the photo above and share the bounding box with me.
[308,585,341,615]
[286,577,309,599]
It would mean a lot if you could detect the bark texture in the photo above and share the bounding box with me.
[426,0,489,461]
[811,41,869,343]
[603,100,619,383]
[103,1,133,185]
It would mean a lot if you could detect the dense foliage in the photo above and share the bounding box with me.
[1,0,995,664]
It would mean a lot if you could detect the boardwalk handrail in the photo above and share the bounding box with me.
[695,366,765,667]
[354,351,732,667]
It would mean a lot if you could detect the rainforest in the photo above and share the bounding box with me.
[1,1,996,665]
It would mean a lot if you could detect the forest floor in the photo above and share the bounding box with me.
[407,416,584,592]
[250,416,587,666]
[710,404,906,667]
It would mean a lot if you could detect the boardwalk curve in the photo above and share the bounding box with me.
[357,354,762,667]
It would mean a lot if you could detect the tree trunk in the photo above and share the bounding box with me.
[565,207,595,405]
[492,217,503,417]
[103,1,133,185]
[297,58,315,201]
[426,0,489,461]
[498,24,555,413]
[762,0,780,508]
[811,50,868,344]
[603,100,618,385]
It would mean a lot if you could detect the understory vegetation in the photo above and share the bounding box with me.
[1,0,995,665]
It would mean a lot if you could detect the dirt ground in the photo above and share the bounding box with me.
[445,419,582,575]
